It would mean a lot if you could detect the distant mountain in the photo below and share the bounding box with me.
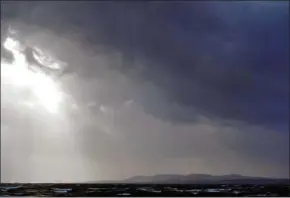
[120,174,289,184]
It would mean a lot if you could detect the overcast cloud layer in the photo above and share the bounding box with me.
[1,2,289,182]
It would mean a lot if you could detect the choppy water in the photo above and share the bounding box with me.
[0,183,289,196]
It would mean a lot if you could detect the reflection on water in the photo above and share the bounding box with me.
[0,183,289,197]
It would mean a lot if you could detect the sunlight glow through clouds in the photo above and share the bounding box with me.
[1,37,64,114]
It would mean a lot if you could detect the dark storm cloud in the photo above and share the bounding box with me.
[2,2,289,128]
[3,1,288,128]
[1,1,289,181]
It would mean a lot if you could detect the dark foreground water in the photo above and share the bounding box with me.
[0,183,289,197]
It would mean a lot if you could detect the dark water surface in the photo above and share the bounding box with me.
[0,183,289,197]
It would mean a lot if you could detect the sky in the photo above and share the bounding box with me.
[1,1,289,182]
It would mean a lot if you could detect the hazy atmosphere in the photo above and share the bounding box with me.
[1,1,289,182]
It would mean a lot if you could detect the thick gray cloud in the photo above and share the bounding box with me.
[4,1,286,128]
[1,2,289,182]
